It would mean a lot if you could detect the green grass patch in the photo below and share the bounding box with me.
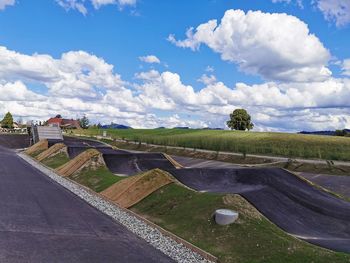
[41,152,70,169]
[72,128,350,161]
[69,166,124,192]
[28,149,46,158]
[132,184,350,263]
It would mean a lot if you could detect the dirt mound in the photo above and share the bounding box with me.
[56,149,105,177]
[163,154,184,169]
[25,139,48,156]
[0,134,30,149]
[36,143,67,162]
[101,169,174,208]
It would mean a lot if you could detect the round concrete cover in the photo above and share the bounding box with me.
[215,209,239,225]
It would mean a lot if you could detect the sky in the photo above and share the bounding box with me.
[0,0,349,131]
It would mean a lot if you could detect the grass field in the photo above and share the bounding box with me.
[72,128,350,161]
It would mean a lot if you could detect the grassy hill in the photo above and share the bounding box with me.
[72,128,350,161]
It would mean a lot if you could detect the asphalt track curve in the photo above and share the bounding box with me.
[170,155,239,169]
[103,153,176,175]
[0,134,30,149]
[61,136,128,158]
[0,145,173,262]
[170,168,350,253]
[299,172,350,198]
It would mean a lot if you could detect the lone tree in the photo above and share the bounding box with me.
[227,109,254,131]
[79,115,90,129]
[1,112,14,128]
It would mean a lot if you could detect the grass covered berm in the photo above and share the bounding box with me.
[132,184,350,263]
[73,128,350,161]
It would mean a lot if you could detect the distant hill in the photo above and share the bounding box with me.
[299,129,350,136]
[101,124,132,129]
[203,127,224,130]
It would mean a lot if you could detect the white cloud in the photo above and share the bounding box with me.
[139,55,161,64]
[56,0,136,15]
[56,0,88,15]
[342,59,350,76]
[205,66,214,73]
[1,45,350,131]
[198,74,217,85]
[0,0,15,10]
[169,9,331,82]
[92,0,136,9]
[0,81,45,101]
[0,46,124,98]
[271,0,303,8]
[134,69,350,130]
[315,0,350,27]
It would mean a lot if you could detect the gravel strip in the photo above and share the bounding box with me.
[18,153,214,263]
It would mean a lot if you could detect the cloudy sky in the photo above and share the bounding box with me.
[0,0,349,131]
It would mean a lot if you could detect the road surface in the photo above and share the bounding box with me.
[0,144,173,262]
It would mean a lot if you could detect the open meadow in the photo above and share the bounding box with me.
[73,128,350,161]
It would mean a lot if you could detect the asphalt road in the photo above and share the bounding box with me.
[0,145,173,262]
[171,156,239,169]
[103,153,175,175]
[299,172,350,198]
[0,134,30,149]
[170,168,350,253]
[171,155,350,198]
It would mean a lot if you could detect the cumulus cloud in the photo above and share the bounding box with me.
[198,74,217,85]
[56,0,136,15]
[134,69,350,130]
[0,0,15,10]
[315,0,350,27]
[342,59,350,76]
[0,46,207,129]
[169,9,331,82]
[0,46,124,98]
[0,81,46,101]
[1,45,350,131]
[139,55,161,64]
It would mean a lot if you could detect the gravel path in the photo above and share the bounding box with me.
[18,153,214,263]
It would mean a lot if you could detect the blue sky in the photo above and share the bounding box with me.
[0,0,349,131]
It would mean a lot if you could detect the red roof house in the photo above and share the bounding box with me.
[47,117,81,129]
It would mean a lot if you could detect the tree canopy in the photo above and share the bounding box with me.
[79,115,89,129]
[226,109,254,131]
[1,112,14,128]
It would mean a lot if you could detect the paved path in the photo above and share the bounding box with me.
[171,156,239,169]
[0,145,173,263]
[298,172,350,198]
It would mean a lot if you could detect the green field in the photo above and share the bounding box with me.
[72,128,350,161]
